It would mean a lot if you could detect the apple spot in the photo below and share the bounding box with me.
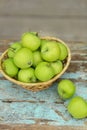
[10,47,14,51]
[28,61,32,66]
[61,89,66,97]
[46,63,51,68]
[29,77,36,82]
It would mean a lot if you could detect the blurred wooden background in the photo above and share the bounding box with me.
[0,0,87,42]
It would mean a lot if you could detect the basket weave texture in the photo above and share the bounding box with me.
[0,37,71,92]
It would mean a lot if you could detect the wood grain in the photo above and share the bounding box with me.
[0,124,87,130]
[0,40,87,130]
[0,0,87,16]
[0,0,87,41]
[0,0,87,129]
[0,17,87,41]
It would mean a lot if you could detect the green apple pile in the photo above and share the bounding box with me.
[2,32,68,83]
[57,79,87,119]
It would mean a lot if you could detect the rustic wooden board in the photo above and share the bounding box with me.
[0,0,87,16]
[0,17,87,41]
[0,0,87,41]
[0,40,87,129]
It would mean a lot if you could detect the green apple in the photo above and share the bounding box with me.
[51,60,63,75]
[33,50,43,67]
[8,42,22,58]
[41,39,50,47]
[58,42,68,60]
[22,32,41,51]
[58,79,76,99]
[2,58,18,77]
[18,68,37,83]
[41,41,60,62]
[14,48,33,69]
[68,96,87,119]
[35,62,55,81]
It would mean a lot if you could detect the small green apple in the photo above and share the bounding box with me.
[41,41,60,62]
[58,79,76,99]
[2,58,18,77]
[51,60,63,75]
[14,48,33,69]
[22,32,41,51]
[68,96,87,119]
[33,50,43,67]
[41,39,50,47]
[58,42,68,60]
[8,42,22,58]
[35,62,55,81]
[18,68,37,83]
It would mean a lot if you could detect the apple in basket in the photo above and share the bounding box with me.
[0,32,70,89]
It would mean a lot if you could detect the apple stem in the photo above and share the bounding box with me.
[46,63,51,68]
[30,32,38,36]
[41,48,48,53]
[9,47,15,51]
[61,90,66,98]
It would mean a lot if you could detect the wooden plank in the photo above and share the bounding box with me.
[0,41,87,129]
[0,17,87,41]
[0,0,87,16]
[0,124,87,130]
[0,79,87,125]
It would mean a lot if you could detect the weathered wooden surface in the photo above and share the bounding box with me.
[0,40,87,130]
[0,0,87,41]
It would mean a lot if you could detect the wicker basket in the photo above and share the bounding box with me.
[0,37,71,92]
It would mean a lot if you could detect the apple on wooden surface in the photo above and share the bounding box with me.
[68,96,87,119]
[57,79,76,100]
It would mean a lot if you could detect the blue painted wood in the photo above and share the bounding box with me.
[0,72,87,126]
[0,41,87,129]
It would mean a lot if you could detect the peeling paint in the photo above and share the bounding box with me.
[62,72,87,80]
[0,77,87,126]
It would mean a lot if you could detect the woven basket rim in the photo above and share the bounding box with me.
[0,36,71,87]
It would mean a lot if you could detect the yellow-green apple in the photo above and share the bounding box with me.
[58,42,68,60]
[2,58,18,77]
[22,32,41,51]
[41,41,60,62]
[51,60,63,75]
[35,62,55,81]
[58,79,76,99]
[33,50,43,67]
[8,42,22,58]
[18,68,37,83]
[14,48,33,69]
[68,96,87,119]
